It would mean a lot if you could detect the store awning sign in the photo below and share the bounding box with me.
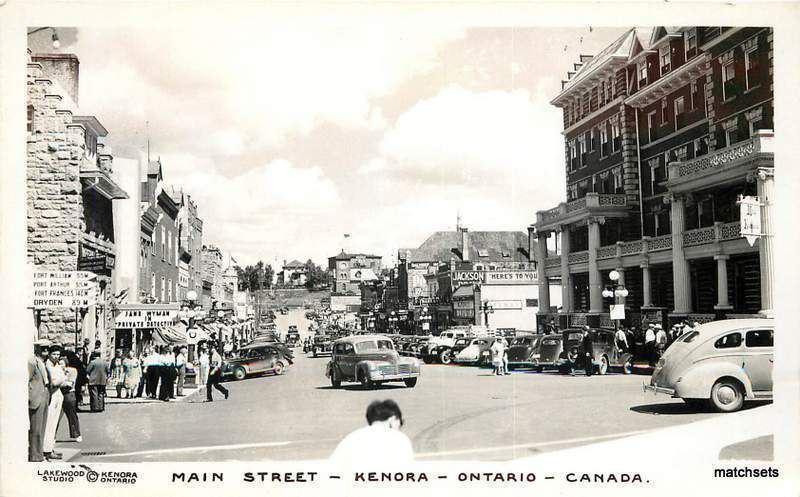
[114,308,179,329]
[32,270,97,309]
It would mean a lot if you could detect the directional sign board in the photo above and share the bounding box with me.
[32,270,97,309]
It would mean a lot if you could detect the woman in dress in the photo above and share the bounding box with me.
[122,350,142,399]
[109,349,125,398]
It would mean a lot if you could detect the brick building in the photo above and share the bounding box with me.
[327,251,382,295]
[533,26,774,329]
[27,50,129,349]
[175,190,203,302]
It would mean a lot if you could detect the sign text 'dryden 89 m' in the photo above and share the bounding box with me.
[31,270,97,309]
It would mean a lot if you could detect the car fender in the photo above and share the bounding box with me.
[675,362,754,399]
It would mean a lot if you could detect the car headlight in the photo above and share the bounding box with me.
[482,351,490,356]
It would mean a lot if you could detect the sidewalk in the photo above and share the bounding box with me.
[86,384,204,406]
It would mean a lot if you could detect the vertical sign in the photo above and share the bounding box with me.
[738,195,762,246]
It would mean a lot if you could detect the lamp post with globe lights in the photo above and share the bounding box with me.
[602,270,629,330]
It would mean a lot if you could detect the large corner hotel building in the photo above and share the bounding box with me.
[531,27,774,329]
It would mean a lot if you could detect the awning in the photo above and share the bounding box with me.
[81,170,129,200]
[152,321,188,345]
[452,285,475,298]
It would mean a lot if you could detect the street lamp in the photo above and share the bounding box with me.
[482,301,494,328]
[602,270,629,330]
[388,311,398,332]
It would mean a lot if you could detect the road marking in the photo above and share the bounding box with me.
[94,441,294,459]
[415,429,653,459]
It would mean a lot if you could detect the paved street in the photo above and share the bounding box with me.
[53,312,759,463]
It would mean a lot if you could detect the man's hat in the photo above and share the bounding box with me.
[33,338,52,347]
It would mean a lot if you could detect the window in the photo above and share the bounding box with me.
[567,183,578,201]
[647,111,657,142]
[151,272,156,297]
[745,329,773,348]
[600,122,609,156]
[607,76,614,101]
[569,140,578,171]
[525,299,539,307]
[661,98,668,123]
[151,239,155,256]
[578,134,587,165]
[161,226,166,260]
[685,29,698,60]
[714,332,742,349]
[674,96,686,129]
[167,279,173,302]
[478,249,489,257]
[611,120,621,152]
[746,107,763,137]
[160,276,166,302]
[690,80,700,110]
[681,331,699,343]
[167,233,172,263]
[589,129,596,151]
[745,47,759,90]
[27,105,34,132]
[674,145,688,162]
[722,60,736,100]
[694,136,709,157]
[638,61,648,88]
[659,45,671,74]
[612,167,624,193]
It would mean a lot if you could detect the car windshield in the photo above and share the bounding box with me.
[567,332,583,341]
[455,339,469,346]
[542,337,560,345]
[511,337,532,345]
[355,340,394,352]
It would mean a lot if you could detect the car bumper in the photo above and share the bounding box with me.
[643,383,676,396]
[508,360,535,367]
[368,371,420,381]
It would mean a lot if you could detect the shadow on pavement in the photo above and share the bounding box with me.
[316,384,407,391]
[631,400,771,415]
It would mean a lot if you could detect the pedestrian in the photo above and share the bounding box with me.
[330,399,413,464]
[206,345,229,402]
[655,325,668,360]
[28,339,51,462]
[158,347,175,401]
[615,326,629,353]
[582,327,594,377]
[109,349,124,398]
[43,345,66,460]
[644,324,656,366]
[86,351,110,413]
[197,342,210,388]
[122,350,142,399]
[489,337,505,376]
[59,356,81,442]
[176,346,188,396]
[500,336,511,375]
[80,338,91,367]
[144,346,160,398]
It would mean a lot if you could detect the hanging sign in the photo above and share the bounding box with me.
[610,304,626,320]
[738,195,762,246]
[32,270,97,309]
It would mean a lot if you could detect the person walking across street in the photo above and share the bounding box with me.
[489,337,506,376]
[86,351,110,413]
[644,324,657,366]
[175,346,188,396]
[581,328,594,377]
[206,346,229,402]
[109,349,124,398]
[59,356,81,442]
[122,350,142,399]
[197,342,210,388]
[43,345,66,460]
[28,339,51,462]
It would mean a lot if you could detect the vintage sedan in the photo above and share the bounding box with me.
[555,329,633,375]
[506,334,543,370]
[535,331,571,371]
[645,318,774,412]
[223,344,289,380]
[326,335,421,389]
[454,337,496,366]
[312,334,334,357]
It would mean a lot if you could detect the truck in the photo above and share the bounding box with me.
[422,325,491,364]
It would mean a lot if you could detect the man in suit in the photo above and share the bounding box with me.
[28,339,51,462]
[581,327,595,377]
[86,351,109,412]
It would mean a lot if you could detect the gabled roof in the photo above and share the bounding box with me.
[650,26,681,47]
[284,259,306,269]
[147,159,163,180]
[403,230,532,263]
[329,250,382,261]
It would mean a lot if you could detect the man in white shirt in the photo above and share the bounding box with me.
[43,345,66,460]
[644,324,656,366]
[655,325,668,359]
[330,399,413,466]
[615,327,628,353]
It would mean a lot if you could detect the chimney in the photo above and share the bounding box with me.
[460,227,469,261]
[32,53,80,105]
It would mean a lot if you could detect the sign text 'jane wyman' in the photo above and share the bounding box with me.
[31,270,97,309]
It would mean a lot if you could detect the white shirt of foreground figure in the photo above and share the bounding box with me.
[329,422,414,465]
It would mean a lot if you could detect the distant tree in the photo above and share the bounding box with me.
[304,259,329,289]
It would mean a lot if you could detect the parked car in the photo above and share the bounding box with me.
[223,343,289,380]
[645,318,774,412]
[555,328,633,375]
[407,337,430,358]
[506,334,543,370]
[535,331,570,371]
[423,329,470,364]
[454,337,497,366]
[326,335,421,389]
[286,326,300,347]
[450,337,472,357]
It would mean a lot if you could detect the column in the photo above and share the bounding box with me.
[536,231,551,312]
[670,194,692,314]
[714,254,732,310]
[559,227,573,313]
[641,262,653,308]
[757,168,774,317]
[588,217,603,313]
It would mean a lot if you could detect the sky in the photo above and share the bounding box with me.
[31,25,624,268]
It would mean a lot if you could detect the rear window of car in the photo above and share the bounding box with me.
[745,329,773,348]
[542,338,560,345]
[714,332,742,349]
[455,339,469,346]
[680,331,700,343]
[567,333,583,341]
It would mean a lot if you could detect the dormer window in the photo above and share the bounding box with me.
[638,61,648,88]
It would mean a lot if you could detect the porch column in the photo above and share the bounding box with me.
[559,226,573,313]
[714,254,732,310]
[535,231,551,312]
[641,262,652,307]
[588,217,603,313]
[669,194,692,314]
[757,167,775,317]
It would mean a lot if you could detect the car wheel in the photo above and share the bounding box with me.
[404,377,418,388]
[422,357,432,364]
[598,355,609,375]
[709,378,745,413]
[330,367,341,388]
[358,370,374,390]
[233,367,247,381]
[273,361,285,375]
[439,350,452,365]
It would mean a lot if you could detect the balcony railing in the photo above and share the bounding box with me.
[537,193,628,226]
[669,131,774,183]
[683,222,741,247]
[545,256,561,269]
[567,250,589,264]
